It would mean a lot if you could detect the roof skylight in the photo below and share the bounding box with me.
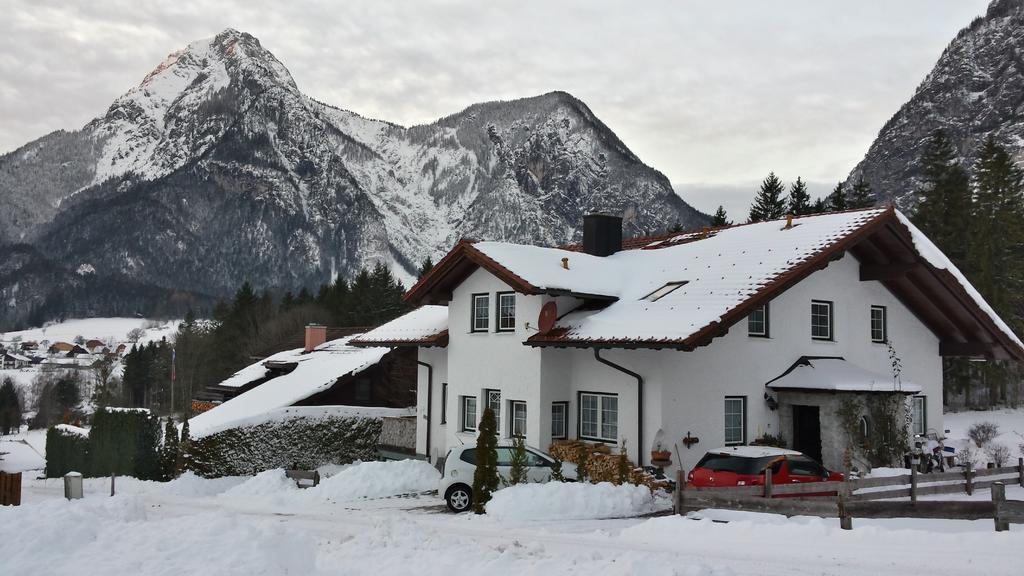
[641,281,688,302]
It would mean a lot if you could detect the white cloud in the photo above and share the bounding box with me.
[0,0,990,200]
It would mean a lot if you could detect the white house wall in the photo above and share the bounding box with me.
[422,251,942,473]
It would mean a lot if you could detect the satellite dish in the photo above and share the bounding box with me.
[538,301,558,334]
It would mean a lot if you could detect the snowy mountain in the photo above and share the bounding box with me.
[0,29,706,329]
[847,0,1024,207]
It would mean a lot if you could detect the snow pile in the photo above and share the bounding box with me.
[163,472,247,497]
[220,469,299,498]
[307,459,440,502]
[0,437,45,472]
[485,482,655,520]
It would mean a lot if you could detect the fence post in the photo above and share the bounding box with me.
[675,469,685,514]
[764,467,773,499]
[992,482,1009,532]
[838,480,852,530]
[910,466,918,503]
[110,474,116,497]
[1018,457,1023,489]
[965,462,973,496]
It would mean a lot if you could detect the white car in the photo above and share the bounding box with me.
[439,443,578,512]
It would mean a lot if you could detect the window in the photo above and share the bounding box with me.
[811,300,833,341]
[461,396,477,432]
[724,396,746,445]
[486,389,501,423]
[870,305,887,343]
[551,402,568,439]
[787,457,826,478]
[748,303,769,337]
[859,416,871,444]
[510,400,527,437]
[641,281,688,302]
[440,383,448,424]
[579,393,618,442]
[471,293,490,332]
[497,292,516,332]
[911,396,926,436]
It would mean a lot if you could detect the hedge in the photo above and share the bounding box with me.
[44,408,162,480]
[44,427,90,478]
[189,414,383,477]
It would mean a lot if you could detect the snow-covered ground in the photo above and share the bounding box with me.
[0,317,180,346]
[944,407,1024,466]
[0,427,47,473]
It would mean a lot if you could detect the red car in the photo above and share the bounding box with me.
[688,446,843,490]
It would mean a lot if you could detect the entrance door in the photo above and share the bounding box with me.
[791,405,822,462]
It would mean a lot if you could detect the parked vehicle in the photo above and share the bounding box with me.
[687,446,843,491]
[440,443,578,512]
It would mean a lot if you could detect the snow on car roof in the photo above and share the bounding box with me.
[766,356,923,394]
[351,305,448,346]
[189,336,390,437]
[706,446,802,458]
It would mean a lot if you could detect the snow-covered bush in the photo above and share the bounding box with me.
[985,443,1010,467]
[188,413,382,477]
[968,421,1000,448]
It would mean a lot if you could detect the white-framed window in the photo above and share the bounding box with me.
[461,396,477,432]
[911,396,926,436]
[579,393,618,442]
[551,402,568,439]
[471,293,490,332]
[510,400,527,437]
[440,383,448,424]
[485,389,501,424]
[748,303,769,337]
[497,292,516,332]
[811,300,833,341]
[724,396,746,445]
[870,305,887,343]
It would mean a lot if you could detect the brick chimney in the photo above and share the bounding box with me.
[582,214,623,257]
[304,324,327,352]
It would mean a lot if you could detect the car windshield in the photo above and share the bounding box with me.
[695,453,778,475]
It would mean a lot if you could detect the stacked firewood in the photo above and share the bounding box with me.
[549,440,670,491]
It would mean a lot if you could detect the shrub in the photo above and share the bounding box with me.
[471,408,499,514]
[985,443,1011,467]
[44,426,89,478]
[188,413,382,477]
[89,408,162,480]
[968,422,1000,448]
[507,435,528,486]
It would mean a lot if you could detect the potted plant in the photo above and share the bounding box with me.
[650,441,672,464]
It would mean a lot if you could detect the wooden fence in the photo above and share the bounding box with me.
[675,457,1024,532]
[0,471,21,506]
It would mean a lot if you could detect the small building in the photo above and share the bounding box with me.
[1,351,31,369]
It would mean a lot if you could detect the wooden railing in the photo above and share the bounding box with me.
[675,457,1024,532]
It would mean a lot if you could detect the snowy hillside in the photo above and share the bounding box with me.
[0,29,706,329]
[848,0,1024,206]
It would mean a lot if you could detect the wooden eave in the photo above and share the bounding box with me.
[349,330,449,349]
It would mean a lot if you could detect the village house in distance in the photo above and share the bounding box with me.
[352,207,1024,474]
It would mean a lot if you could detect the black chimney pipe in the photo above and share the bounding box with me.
[583,214,623,257]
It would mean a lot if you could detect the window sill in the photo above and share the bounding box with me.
[580,436,618,444]
[811,338,835,343]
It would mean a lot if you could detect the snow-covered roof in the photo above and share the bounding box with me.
[188,336,391,437]
[766,357,922,394]
[351,306,449,347]
[706,446,801,458]
[217,347,305,389]
[3,352,30,362]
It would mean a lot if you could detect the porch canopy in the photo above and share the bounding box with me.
[765,356,921,394]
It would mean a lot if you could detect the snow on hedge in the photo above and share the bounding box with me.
[307,460,439,502]
[485,481,655,520]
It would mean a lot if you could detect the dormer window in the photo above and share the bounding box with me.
[642,281,688,302]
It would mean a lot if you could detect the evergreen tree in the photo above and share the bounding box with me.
[162,417,180,480]
[507,434,529,485]
[471,407,499,514]
[177,418,191,474]
[417,257,435,279]
[279,291,296,311]
[787,177,813,216]
[616,439,631,485]
[710,205,731,227]
[748,172,787,222]
[810,197,828,214]
[0,377,22,435]
[912,129,972,265]
[846,177,875,209]
[826,182,848,212]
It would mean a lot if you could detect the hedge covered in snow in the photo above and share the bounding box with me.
[44,408,162,480]
[188,413,384,477]
[44,426,90,478]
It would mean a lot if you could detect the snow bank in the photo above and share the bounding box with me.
[221,469,299,498]
[307,459,439,502]
[485,481,655,520]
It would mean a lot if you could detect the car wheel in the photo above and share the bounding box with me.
[445,484,472,513]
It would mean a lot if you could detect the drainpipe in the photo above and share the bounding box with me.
[593,349,644,467]
[417,360,433,463]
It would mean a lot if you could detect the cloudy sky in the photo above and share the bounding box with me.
[1,0,990,216]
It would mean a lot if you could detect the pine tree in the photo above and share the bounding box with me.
[810,197,827,214]
[507,434,529,485]
[846,177,875,209]
[0,377,22,435]
[616,439,631,485]
[162,417,180,480]
[912,129,972,265]
[748,172,787,222]
[826,182,847,212]
[177,418,191,474]
[417,257,434,279]
[787,177,812,216]
[711,205,731,227]
[471,407,499,514]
